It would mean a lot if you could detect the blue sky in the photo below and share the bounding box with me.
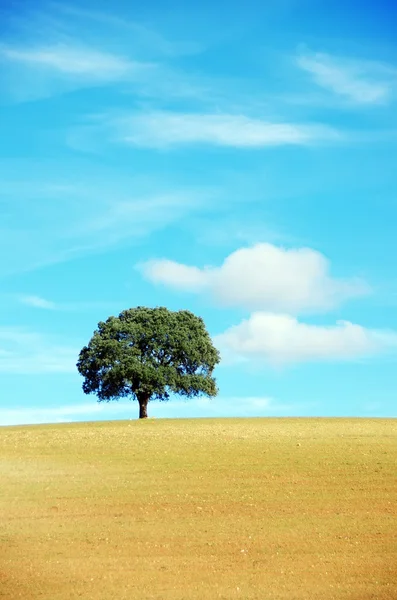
[1,0,397,425]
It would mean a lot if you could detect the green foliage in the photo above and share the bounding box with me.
[77,306,220,417]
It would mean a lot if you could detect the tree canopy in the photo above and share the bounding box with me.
[77,306,220,418]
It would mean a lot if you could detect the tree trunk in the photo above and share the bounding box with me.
[138,393,150,419]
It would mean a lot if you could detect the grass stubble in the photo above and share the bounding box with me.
[0,417,396,599]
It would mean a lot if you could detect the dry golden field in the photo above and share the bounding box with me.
[0,417,396,599]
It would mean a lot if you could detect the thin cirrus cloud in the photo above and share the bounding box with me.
[0,174,207,276]
[19,295,56,310]
[214,313,397,366]
[79,194,199,237]
[0,43,150,80]
[296,51,396,105]
[0,43,153,101]
[0,6,207,103]
[0,403,103,427]
[0,396,296,426]
[51,3,203,58]
[0,327,78,374]
[114,112,341,148]
[17,295,121,312]
[140,243,370,314]
[66,192,209,256]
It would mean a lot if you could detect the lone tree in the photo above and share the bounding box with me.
[77,306,220,419]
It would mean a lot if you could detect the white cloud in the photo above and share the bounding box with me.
[0,44,148,80]
[115,112,340,148]
[214,313,397,366]
[141,260,209,292]
[297,52,396,105]
[0,328,78,374]
[19,295,56,309]
[141,243,369,314]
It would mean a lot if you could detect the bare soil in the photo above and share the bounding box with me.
[0,418,396,599]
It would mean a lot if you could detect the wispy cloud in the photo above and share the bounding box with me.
[0,44,145,78]
[0,396,303,426]
[0,403,103,426]
[0,43,154,102]
[0,168,210,276]
[0,4,205,103]
[77,193,200,241]
[19,295,57,310]
[61,191,211,261]
[0,327,78,374]
[149,396,303,418]
[297,51,397,105]
[17,295,120,312]
[110,111,341,149]
[51,3,203,58]
[140,243,369,314]
[215,313,397,366]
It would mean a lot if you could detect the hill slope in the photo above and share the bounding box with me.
[1,418,396,599]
